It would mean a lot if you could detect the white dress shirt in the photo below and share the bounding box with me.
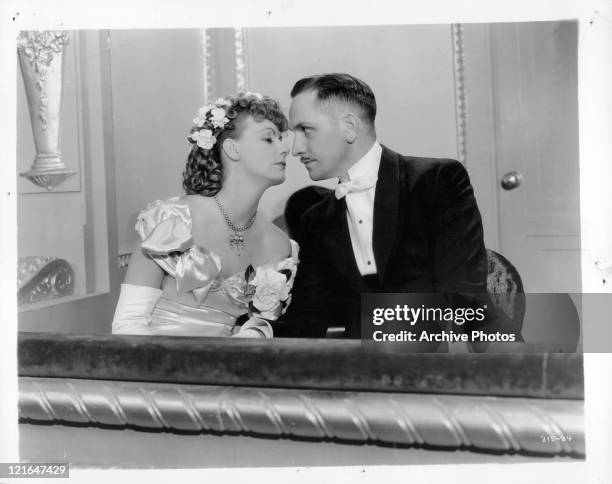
[341,141,382,276]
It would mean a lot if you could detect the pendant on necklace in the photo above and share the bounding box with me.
[229,232,245,255]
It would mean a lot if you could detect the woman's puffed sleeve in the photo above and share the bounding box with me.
[135,199,194,254]
[134,199,222,303]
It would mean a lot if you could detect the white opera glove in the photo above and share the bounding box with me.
[112,283,163,335]
[232,316,273,339]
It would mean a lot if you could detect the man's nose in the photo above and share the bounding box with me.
[292,134,306,157]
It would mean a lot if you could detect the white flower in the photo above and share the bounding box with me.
[210,107,229,128]
[252,267,288,313]
[245,91,263,100]
[214,97,231,107]
[274,259,297,293]
[276,258,294,272]
[193,108,208,127]
[190,128,216,149]
[257,303,283,321]
[192,115,206,128]
[210,107,225,118]
[211,117,229,129]
[192,105,213,127]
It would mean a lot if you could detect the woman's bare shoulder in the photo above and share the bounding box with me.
[180,194,219,224]
[257,220,292,262]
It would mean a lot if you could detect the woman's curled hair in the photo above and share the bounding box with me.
[183,92,288,196]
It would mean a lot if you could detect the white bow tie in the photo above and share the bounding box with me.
[335,177,376,199]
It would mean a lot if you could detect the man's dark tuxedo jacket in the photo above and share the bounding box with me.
[275,146,489,338]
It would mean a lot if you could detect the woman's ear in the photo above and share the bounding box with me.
[342,112,359,144]
[221,138,241,161]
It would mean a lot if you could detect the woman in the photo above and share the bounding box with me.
[112,92,297,338]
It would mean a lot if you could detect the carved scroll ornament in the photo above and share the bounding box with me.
[17,257,74,304]
[19,377,584,457]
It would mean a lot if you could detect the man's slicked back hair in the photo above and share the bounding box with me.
[290,73,377,125]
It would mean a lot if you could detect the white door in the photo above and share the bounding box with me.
[491,21,581,293]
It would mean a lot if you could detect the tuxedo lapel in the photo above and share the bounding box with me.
[320,195,363,291]
[373,146,401,283]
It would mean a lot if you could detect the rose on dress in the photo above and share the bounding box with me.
[251,267,289,319]
[255,302,283,321]
[275,258,297,291]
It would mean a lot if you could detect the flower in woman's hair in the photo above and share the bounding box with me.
[193,112,207,128]
[190,128,216,150]
[214,97,231,107]
[209,107,229,128]
[192,116,206,128]
[245,91,263,100]
[192,104,214,127]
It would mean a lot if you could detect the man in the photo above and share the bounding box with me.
[275,73,493,340]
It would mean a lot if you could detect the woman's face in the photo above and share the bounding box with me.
[234,116,290,185]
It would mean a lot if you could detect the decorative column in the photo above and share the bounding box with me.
[234,28,247,92]
[201,29,213,102]
[17,31,76,191]
[451,23,468,166]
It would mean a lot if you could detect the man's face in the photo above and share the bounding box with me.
[289,90,349,180]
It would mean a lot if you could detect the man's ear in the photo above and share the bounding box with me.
[221,138,240,161]
[342,112,359,144]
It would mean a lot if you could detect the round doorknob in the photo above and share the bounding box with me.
[501,171,523,190]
